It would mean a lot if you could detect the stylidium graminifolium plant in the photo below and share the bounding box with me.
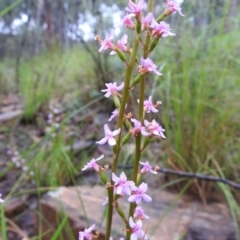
[80,0,184,240]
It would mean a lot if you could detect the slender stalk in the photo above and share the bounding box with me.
[127,1,154,240]
[105,29,140,240]
[156,12,168,23]
[126,73,146,240]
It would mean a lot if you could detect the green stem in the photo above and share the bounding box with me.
[105,28,140,240]
[126,73,146,240]
[156,12,169,23]
[127,1,154,239]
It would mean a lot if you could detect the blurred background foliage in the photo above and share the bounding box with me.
[0,0,239,198]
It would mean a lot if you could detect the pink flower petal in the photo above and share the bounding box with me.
[108,138,117,146]
[96,137,108,145]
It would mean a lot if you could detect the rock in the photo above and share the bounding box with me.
[185,218,236,240]
[39,186,238,240]
[67,140,94,153]
[4,197,26,217]
[39,187,105,240]
[16,210,38,237]
[0,110,23,122]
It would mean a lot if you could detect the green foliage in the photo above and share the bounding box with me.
[1,1,240,238]
[32,130,77,186]
[18,48,95,119]
[0,204,7,240]
[0,59,16,94]
[152,13,240,196]
[0,0,22,18]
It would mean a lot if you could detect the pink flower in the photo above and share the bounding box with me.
[140,161,157,174]
[117,34,128,51]
[79,224,95,240]
[0,193,4,203]
[96,124,121,146]
[129,217,147,240]
[151,19,175,38]
[166,0,185,16]
[102,197,108,206]
[114,14,135,29]
[138,96,159,113]
[130,119,150,136]
[141,12,153,29]
[139,57,162,76]
[134,206,149,220]
[144,119,166,138]
[112,172,135,196]
[128,182,152,204]
[126,0,146,17]
[81,155,104,172]
[108,109,119,122]
[101,82,124,98]
[98,35,115,52]
[109,104,127,121]
[110,34,128,55]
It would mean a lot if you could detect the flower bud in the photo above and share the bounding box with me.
[136,173,141,185]
[113,95,121,108]
[99,171,108,184]
[113,144,118,153]
[149,38,160,53]
[121,133,131,145]
[156,12,168,23]
[131,73,144,88]
[141,136,152,153]
[124,118,132,130]
[116,205,127,221]
[136,19,142,34]
[116,49,127,63]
